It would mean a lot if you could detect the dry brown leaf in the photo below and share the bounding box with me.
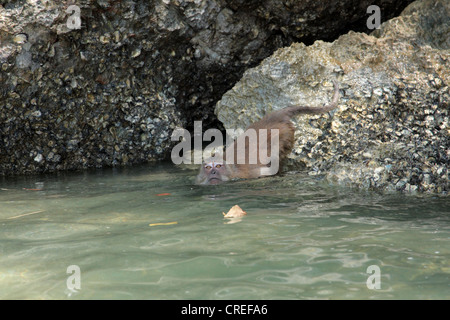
[222,205,247,218]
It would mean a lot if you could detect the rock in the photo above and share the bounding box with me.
[0,0,413,175]
[33,154,44,163]
[215,0,449,193]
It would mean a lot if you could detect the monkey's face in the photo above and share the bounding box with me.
[197,160,229,185]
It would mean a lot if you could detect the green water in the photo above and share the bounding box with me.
[0,163,448,299]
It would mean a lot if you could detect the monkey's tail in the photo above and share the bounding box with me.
[284,80,340,117]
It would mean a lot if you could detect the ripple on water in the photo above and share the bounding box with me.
[0,165,449,299]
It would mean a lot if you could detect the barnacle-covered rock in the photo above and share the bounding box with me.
[0,0,413,175]
[215,0,449,193]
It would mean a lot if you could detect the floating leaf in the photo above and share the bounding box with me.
[223,205,247,218]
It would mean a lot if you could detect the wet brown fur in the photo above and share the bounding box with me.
[225,80,340,179]
[197,81,340,184]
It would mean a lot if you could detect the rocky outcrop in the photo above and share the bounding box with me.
[215,0,449,193]
[0,0,413,175]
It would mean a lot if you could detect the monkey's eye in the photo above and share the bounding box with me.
[215,164,222,168]
[205,165,212,169]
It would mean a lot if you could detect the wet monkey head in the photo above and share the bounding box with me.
[195,158,230,185]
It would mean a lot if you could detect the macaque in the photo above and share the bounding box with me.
[196,81,340,185]
[198,159,230,185]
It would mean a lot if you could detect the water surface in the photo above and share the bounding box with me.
[0,163,448,299]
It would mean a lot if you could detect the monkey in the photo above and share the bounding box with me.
[196,80,340,185]
[197,159,230,185]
